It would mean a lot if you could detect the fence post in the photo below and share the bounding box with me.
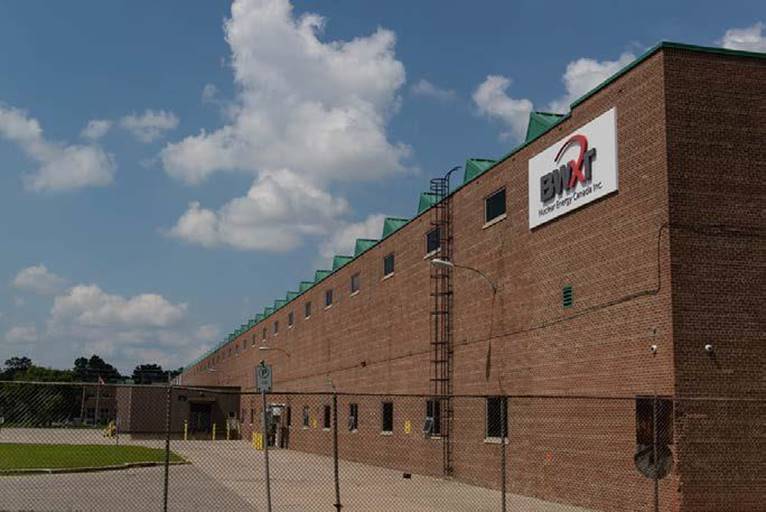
[163,383,173,512]
[500,396,507,512]
[261,389,273,512]
[333,392,342,510]
[653,394,659,512]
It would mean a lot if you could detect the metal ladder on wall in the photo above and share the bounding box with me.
[429,167,458,476]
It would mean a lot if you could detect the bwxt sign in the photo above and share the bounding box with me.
[528,108,618,228]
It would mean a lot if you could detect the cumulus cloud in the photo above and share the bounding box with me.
[5,325,39,344]
[167,168,349,251]
[51,284,187,328]
[80,119,112,140]
[718,22,766,52]
[201,84,219,103]
[547,52,635,113]
[0,104,115,191]
[410,79,455,101]
[318,213,386,263]
[160,0,410,185]
[12,264,68,296]
[472,75,533,141]
[120,109,179,143]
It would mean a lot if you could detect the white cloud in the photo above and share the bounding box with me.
[472,75,533,141]
[201,84,219,103]
[120,109,179,143]
[167,168,349,251]
[51,284,187,328]
[0,104,116,191]
[80,119,112,140]
[5,325,39,344]
[718,22,766,52]
[410,79,455,101]
[318,213,386,264]
[547,52,635,113]
[160,0,410,185]
[12,264,68,296]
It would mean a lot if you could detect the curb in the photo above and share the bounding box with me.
[0,460,189,476]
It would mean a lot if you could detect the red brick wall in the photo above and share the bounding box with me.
[663,48,766,512]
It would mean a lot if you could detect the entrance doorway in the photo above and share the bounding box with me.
[267,404,289,448]
[189,402,212,436]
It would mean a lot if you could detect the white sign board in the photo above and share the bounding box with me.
[256,363,272,392]
[528,108,618,228]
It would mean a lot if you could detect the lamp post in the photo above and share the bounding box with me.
[430,258,498,294]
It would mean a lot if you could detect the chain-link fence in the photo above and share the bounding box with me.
[0,381,763,511]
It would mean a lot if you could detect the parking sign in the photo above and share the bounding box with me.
[256,362,272,392]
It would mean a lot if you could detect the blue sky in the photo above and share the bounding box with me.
[1,0,764,373]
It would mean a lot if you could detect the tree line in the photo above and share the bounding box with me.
[1,355,183,384]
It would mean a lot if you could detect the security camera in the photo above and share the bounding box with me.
[704,344,714,353]
[649,344,658,354]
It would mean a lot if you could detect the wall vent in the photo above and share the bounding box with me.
[562,285,574,308]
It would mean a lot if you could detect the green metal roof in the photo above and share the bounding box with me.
[332,255,353,271]
[273,299,287,310]
[314,270,332,282]
[463,158,497,184]
[525,112,565,143]
[286,291,299,302]
[255,313,264,322]
[382,217,408,238]
[299,280,313,292]
[418,192,440,214]
[354,239,378,257]
[263,306,274,316]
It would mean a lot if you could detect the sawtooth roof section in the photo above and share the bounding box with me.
[332,255,353,270]
[382,217,409,238]
[418,192,440,214]
[273,299,287,310]
[525,112,566,143]
[286,291,299,302]
[463,158,497,184]
[255,313,264,322]
[299,281,313,292]
[354,239,378,257]
[314,270,332,283]
[263,306,274,316]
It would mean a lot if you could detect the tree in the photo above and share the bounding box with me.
[132,364,165,384]
[2,357,33,380]
[72,355,121,383]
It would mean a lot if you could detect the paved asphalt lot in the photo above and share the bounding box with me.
[0,428,593,512]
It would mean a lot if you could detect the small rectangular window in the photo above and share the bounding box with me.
[486,396,508,439]
[262,328,266,340]
[383,253,395,276]
[485,188,506,224]
[273,321,279,334]
[426,227,441,254]
[288,311,294,327]
[323,405,332,429]
[304,301,312,318]
[325,289,333,307]
[636,397,673,446]
[252,334,256,346]
[563,285,574,308]
[351,273,360,294]
[286,406,292,427]
[425,399,442,436]
[303,406,310,428]
[250,408,254,423]
[348,403,359,431]
[381,401,394,433]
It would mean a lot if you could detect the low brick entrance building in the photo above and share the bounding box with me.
[179,42,765,511]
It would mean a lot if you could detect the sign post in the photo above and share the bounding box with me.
[257,361,273,512]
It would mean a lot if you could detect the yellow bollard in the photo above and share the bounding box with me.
[183,420,188,441]
[212,423,217,441]
[252,432,263,450]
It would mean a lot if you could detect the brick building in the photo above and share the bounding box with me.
[179,42,765,511]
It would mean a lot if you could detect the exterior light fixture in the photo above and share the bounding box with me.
[429,258,497,294]
[259,346,292,357]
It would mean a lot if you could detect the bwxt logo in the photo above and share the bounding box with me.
[539,134,597,203]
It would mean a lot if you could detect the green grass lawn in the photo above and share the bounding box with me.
[0,443,184,471]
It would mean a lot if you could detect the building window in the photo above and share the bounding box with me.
[383,253,395,277]
[485,188,506,224]
[636,397,674,446]
[425,399,442,436]
[323,405,332,430]
[250,408,254,424]
[426,227,440,254]
[563,285,574,308]
[486,396,508,439]
[273,321,279,335]
[325,289,333,308]
[304,301,312,319]
[302,406,310,428]
[348,403,359,431]
[286,406,292,427]
[252,334,256,346]
[350,273,360,294]
[288,311,294,327]
[262,328,266,340]
[381,401,394,433]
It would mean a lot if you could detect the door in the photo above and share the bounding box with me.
[189,403,212,435]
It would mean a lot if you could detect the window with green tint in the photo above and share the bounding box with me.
[383,253,395,276]
[485,188,506,223]
[563,285,574,308]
